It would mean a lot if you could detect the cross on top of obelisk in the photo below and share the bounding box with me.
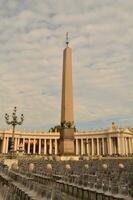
[66,32,69,47]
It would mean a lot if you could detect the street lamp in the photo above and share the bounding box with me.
[5,106,24,158]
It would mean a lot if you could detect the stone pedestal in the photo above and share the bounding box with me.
[59,128,75,155]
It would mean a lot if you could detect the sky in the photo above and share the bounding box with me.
[0,0,133,131]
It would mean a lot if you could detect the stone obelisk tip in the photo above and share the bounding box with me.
[66,32,69,47]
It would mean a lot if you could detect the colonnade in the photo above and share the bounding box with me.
[2,137,21,154]
[0,132,133,156]
[75,136,133,156]
[1,137,58,155]
[23,138,58,155]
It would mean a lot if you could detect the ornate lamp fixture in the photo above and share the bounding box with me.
[5,106,24,158]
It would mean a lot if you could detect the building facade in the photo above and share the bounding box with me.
[0,124,133,156]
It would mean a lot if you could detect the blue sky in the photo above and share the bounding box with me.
[0,0,133,131]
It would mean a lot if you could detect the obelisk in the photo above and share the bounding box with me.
[59,33,75,155]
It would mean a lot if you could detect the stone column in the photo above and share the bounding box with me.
[102,138,104,155]
[33,139,36,154]
[38,139,41,155]
[125,138,128,155]
[91,138,94,156]
[131,138,133,153]
[127,138,129,154]
[76,139,79,155]
[23,138,25,151]
[44,139,46,155]
[97,138,99,155]
[120,136,125,155]
[108,137,112,155]
[81,139,84,155]
[2,136,6,153]
[130,138,132,153]
[88,139,90,156]
[129,138,132,154]
[124,137,126,155]
[49,139,52,155]
[5,137,9,153]
[28,138,30,154]
[17,138,20,151]
[86,138,89,155]
[55,139,58,155]
[117,136,121,155]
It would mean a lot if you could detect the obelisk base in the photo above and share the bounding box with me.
[59,128,75,155]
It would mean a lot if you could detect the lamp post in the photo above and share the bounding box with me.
[5,106,24,158]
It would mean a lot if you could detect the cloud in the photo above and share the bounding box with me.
[0,0,133,131]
